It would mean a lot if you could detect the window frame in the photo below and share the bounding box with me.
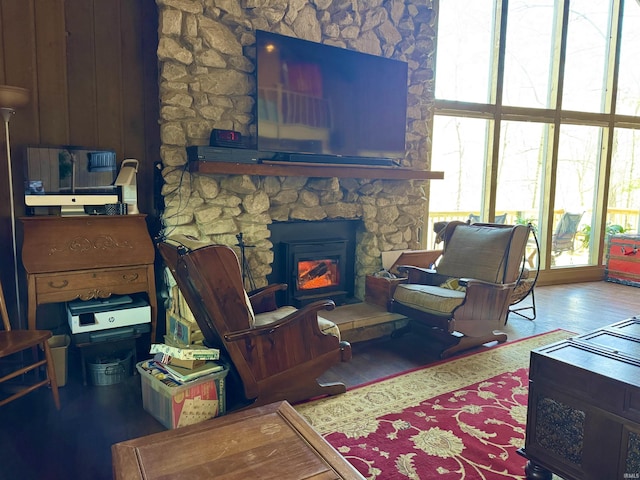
[429,0,638,283]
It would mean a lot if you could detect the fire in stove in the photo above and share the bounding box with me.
[277,235,352,306]
[297,259,339,290]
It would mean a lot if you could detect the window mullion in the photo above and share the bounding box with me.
[547,0,568,110]
[537,0,570,267]
[594,0,624,265]
[491,0,507,106]
[485,0,508,220]
[604,0,622,116]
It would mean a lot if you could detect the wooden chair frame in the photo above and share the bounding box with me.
[158,241,351,409]
[0,276,60,409]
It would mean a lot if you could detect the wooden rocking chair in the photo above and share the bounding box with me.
[158,240,352,409]
[391,223,530,358]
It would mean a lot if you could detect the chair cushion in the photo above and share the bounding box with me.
[438,224,513,283]
[511,269,535,304]
[253,306,297,327]
[393,284,466,316]
[244,290,256,327]
[317,316,341,339]
[253,306,341,339]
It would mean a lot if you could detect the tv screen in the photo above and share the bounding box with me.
[256,30,408,163]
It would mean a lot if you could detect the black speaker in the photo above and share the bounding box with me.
[187,146,260,163]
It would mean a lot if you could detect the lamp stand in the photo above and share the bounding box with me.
[0,85,29,328]
[2,107,22,326]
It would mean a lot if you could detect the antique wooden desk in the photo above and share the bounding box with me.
[520,317,640,480]
[112,400,364,479]
[21,215,157,342]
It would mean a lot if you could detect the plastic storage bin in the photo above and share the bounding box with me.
[136,361,227,429]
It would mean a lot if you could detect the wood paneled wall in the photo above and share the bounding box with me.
[0,0,160,321]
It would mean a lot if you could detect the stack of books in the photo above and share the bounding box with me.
[149,343,222,384]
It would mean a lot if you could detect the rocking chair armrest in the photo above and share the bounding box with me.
[459,278,518,290]
[396,265,436,275]
[225,299,336,341]
[248,283,287,313]
[248,284,287,297]
[396,265,444,285]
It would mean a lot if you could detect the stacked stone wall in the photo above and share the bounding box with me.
[156,0,436,299]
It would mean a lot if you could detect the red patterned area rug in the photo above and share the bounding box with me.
[296,330,574,480]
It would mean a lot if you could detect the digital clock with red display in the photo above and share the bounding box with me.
[210,129,244,148]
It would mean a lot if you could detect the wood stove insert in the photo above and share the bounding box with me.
[268,220,359,307]
[284,239,348,307]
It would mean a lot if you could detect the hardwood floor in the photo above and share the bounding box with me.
[320,280,640,387]
[1,281,639,480]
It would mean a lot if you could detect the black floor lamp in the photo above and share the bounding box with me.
[0,85,30,327]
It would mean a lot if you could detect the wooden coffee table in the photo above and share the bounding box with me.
[112,400,364,479]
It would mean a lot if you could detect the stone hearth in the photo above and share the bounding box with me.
[319,301,409,344]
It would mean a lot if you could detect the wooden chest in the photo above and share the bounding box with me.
[606,234,640,287]
[521,317,640,480]
[365,249,442,310]
[365,275,407,310]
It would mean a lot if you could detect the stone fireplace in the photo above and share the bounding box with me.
[156,0,437,301]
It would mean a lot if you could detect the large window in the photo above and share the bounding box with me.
[429,0,640,280]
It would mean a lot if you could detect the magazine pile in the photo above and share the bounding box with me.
[142,342,222,387]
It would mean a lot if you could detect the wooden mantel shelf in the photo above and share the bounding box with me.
[190,160,444,181]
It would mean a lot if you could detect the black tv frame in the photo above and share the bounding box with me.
[255,30,408,167]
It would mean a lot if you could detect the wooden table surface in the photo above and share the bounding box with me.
[112,400,364,479]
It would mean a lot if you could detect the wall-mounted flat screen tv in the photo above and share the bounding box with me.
[256,30,408,164]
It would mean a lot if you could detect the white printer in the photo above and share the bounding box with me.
[67,295,150,336]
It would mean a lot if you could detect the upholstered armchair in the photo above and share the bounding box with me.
[157,239,352,410]
[390,223,530,358]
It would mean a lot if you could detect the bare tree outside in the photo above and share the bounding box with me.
[429,0,640,273]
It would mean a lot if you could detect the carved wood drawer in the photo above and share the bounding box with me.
[34,266,150,303]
